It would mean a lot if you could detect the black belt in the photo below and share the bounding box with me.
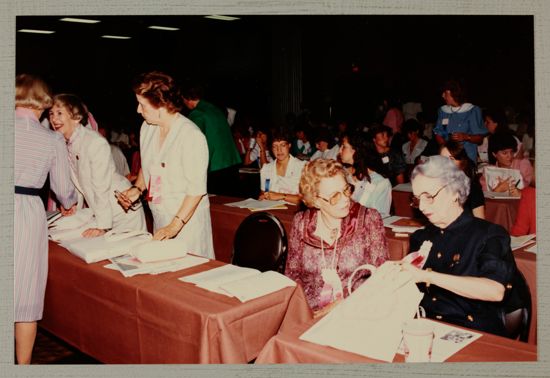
[15,186,42,196]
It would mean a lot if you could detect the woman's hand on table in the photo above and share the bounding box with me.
[116,186,141,210]
[82,228,107,238]
[152,219,184,240]
[60,204,77,216]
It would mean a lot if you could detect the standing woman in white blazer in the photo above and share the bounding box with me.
[118,71,214,259]
[49,94,146,236]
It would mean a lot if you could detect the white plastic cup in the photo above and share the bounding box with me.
[402,318,434,362]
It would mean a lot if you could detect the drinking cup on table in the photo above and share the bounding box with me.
[402,318,434,362]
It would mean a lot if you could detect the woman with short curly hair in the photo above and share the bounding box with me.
[401,155,521,336]
[117,71,214,258]
[285,159,388,316]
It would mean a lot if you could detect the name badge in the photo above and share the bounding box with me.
[381,156,390,164]
[442,118,449,125]
[148,165,163,204]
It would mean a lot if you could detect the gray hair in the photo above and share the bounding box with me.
[411,155,471,205]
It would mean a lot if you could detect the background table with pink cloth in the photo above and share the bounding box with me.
[255,315,536,363]
[210,195,410,263]
[40,241,312,363]
[392,188,520,232]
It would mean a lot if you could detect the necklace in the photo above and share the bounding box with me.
[320,229,340,270]
[319,212,340,241]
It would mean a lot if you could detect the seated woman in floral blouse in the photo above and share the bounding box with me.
[285,159,389,316]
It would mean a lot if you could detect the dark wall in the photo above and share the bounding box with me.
[16,15,534,130]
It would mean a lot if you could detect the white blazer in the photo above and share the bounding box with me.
[260,155,306,194]
[139,113,214,258]
[69,125,145,231]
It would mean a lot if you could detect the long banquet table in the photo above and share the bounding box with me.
[40,241,312,364]
[255,315,537,363]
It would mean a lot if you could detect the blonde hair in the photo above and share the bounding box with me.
[15,74,53,110]
[52,94,89,125]
[300,159,346,207]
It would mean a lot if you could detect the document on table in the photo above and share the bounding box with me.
[524,243,537,253]
[108,254,209,277]
[60,231,152,263]
[396,320,482,362]
[46,210,62,225]
[179,264,260,295]
[219,270,296,302]
[383,215,424,233]
[224,198,288,211]
[180,264,296,301]
[510,234,536,251]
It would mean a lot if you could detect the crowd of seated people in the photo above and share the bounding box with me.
[18,72,536,364]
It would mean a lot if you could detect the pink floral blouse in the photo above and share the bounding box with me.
[285,202,389,311]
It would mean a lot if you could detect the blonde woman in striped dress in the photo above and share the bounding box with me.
[15,74,77,364]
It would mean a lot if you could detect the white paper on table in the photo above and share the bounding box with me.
[132,239,189,263]
[524,243,537,253]
[300,263,423,362]
[49,220,98,242]
[383,216,424,233]
[179,264,260,296]
[224,198,287,211]
[393,182,413,192]
[219,270,296,302]
[109,254,208,277]
[60,232,152,263]
[396,320,482,362]
[510,234,536,251]
[49,208,95,230]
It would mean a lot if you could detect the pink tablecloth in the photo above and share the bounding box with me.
[41,241,311,363]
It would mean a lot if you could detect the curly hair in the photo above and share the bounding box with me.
[15,74,53,110]
[132,71,183,113]
[300,158,347,208]
[411,155,470,206]
[52,94,89,126]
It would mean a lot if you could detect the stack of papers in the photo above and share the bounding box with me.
[224,198,288,211]
[510,234,536,251]
[106,254,209,277]
[48,208,97,242]
[383,216,425,233]
[483,191,520,200]
[397,320,482,362]
[179,264,296,302]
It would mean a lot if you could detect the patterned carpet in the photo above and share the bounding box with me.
[29,328,100,364]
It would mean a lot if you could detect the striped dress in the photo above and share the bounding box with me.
[15,107,77,322]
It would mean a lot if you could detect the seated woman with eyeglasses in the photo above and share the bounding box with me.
[285,159,389,316]
[338,132,392,217]
[258,131,306,205]
[401,155,519,336]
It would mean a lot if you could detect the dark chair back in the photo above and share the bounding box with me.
[232,212,288,273]
[500,268,531,342]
